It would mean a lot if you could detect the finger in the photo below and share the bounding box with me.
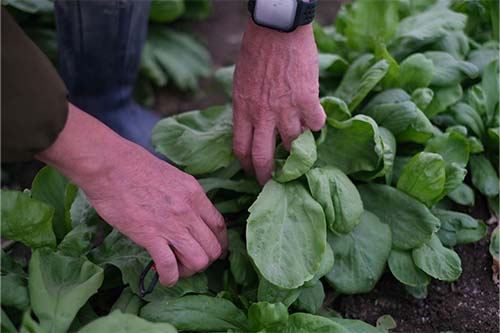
[302,103,326,131]
[278,117,302,151]
[189,218,222,261]
[178,262,197,278]
[196,195,228,252]
[171,235,210,273]
[233,100,254,173]
[252,125,277,186]
[147,239,179,286]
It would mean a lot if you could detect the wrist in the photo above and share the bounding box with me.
[36,103,138,187]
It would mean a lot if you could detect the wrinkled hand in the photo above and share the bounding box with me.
[38,104,227,286]
[233,20,326,185]
[84,148,228,286]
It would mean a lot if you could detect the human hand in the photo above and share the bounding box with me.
[233,20,326,185]
[37,104,228,286]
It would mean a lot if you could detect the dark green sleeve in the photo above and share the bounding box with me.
[1,8,68,162]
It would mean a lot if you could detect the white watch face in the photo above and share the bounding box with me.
[254,0,297,31]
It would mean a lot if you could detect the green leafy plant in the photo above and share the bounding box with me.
[2,0,498,331]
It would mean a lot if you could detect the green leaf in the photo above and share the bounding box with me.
[424,84,463,118]
[257,278,301,307]
[152,105,234,175]
[1,308,17,333]
[412,234,462,281]
[376,315,397,332]
[344,0,399,51]
[405,284,428,299]
[3,0,53,13]
[247,180,326,289]
[489,227,499,259]
[334,54,389,110]
[325,211,391,294]
[321,96,351,122]
[140,295,249,332]
[248,302,288,332]
[319,53,349,77]
[78,310,177,333]
[183,0,212,20]
[447,183,475,206]
[111,287,144,315]
[353,127,396,184]
[20,309,49,333]
[397,152,446,205]
[411,88,434,110]
[432,30,470,59]
[433,208,487,247]
[57,223,97,257]
[198,178,260,195]
[293,280,325,314]
[306,167,363,234]
[424,51,479,86]
[228,229,257,287]
[313,22,346,54]
[445,102,485,138]
[284,313,350,333]
[388,249,431,287]
[358,184,440,250]
[398,53,434,92]
[329,318,384,333]
[305,244,335,286]
[149,0,185,22]
[214,65,235,98]
[1,273,29,310]
[29,248,104,333]
[31,167,78,239]
[470,154,500,197]
[274,130,317,183]
[468,42,499,74]
[482,59,499,124]
[425,132,470,168]
[318,115,384,174]
[1,190,56,248]
[362,89,434,143]
[142,28,211,90]
[389,3,466,59]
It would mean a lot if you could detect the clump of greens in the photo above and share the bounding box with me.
[1,0,498,332]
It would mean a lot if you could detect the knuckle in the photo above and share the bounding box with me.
[191,254,210,271]
[207,241,222,260]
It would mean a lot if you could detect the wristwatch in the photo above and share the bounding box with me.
[248,0,316,33]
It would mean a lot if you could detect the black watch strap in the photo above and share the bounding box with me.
[295,0,316,26]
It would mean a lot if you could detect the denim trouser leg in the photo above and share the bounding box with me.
[54,0,160,153]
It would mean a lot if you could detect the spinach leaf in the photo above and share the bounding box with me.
[388,249,431,287]
[31,166,77,239]
[334,54,389,110]
[470,154,500,197]
[447,183,475,206]
[140,295,249,332]
[424,51,478,86]
[424,84,463,118]
[78,310,176,333]
[306,167,363,234]
[248,302,288,332]
[228,229,257,287]
[274,130,317,183]
[1,190,56,249]
[326,211,391,294]
[433,208,487,247]
[362,89,434,143]
[152,105,234,175]
[397,152,446,205]
[412,234,462,281]
[293,280,325,314]
[358,184,440,250]
[318,115,384,174]
[29,248,104,333]
[398,53,434,92]
[247,180,326,289]
[284,313,350,333]
[257,277,301,307]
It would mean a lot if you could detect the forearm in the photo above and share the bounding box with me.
[36,103,134,188]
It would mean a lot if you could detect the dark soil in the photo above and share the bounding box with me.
[2,1,499,332]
